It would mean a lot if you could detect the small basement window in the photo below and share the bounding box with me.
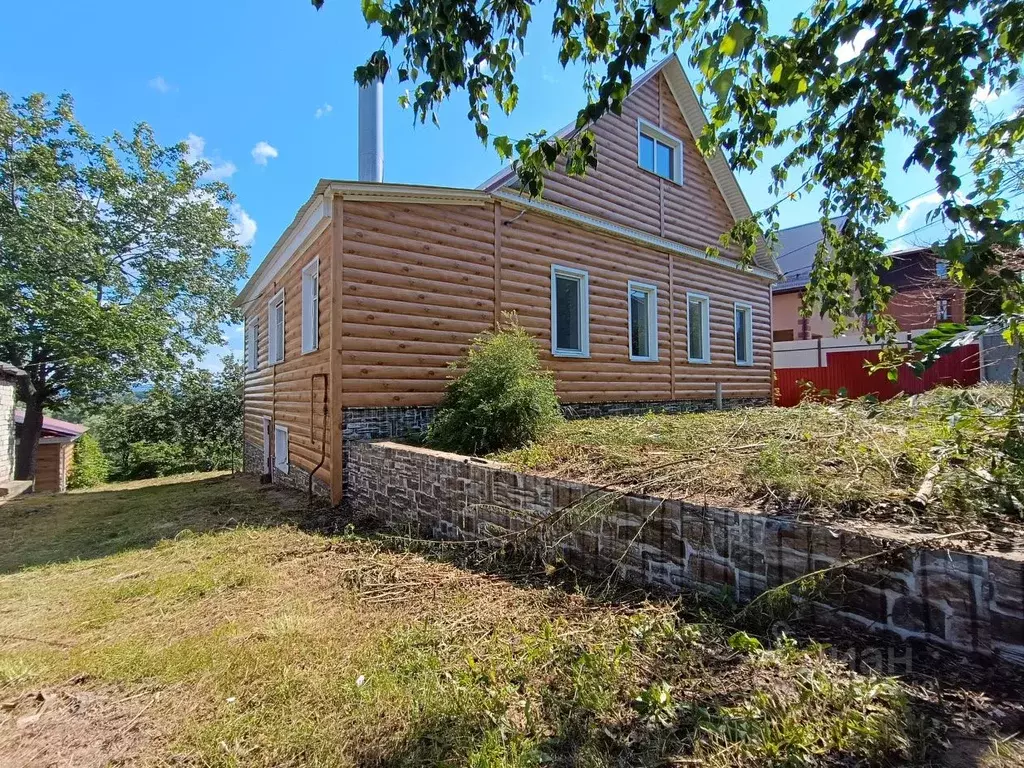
[245,318,259,372]
[627,281,658,361]
[637,119,683,184]
[551,264,589,357]
[274,424,289,473]
[268,289,285,364]
[301,258,320,354]
[734,302,753,366]
[687,292,710,364]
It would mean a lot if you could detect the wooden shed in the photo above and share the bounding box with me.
[235,54,781,504]
[15,411,85,493]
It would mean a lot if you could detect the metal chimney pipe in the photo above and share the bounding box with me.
[357,79,384,183]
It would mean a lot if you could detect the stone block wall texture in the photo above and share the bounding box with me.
[345,440,1024,667]
[340,398,770,443]
[0,378,15,482]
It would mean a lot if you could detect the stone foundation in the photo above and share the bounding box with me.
[340,398,770,442]
[242,440,331,498]
[345,440,1024,667]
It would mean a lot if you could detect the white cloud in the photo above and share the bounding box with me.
[835,28,876,65]
[148,75,175,93]
[185,133,236,181]
[897,192,943,233]
[230,203,257,247]
[251,141,279,166]
[315,103,333,119]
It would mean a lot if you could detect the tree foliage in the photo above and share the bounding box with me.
[67,432,109,490]
[315,0,1024,361]
[0,92,248,479]
[427,317,563,455]
[85,356,244,480]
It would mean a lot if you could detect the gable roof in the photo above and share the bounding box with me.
[15,410,87,441]
[479,53,777,274]
[773,216,849,294]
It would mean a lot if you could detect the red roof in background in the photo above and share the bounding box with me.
[14,410,87,439]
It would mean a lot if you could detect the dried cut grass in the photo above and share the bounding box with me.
[496,385,1024,540]
[0,473,1020,766]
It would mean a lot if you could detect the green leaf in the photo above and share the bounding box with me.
[711,69,735,102]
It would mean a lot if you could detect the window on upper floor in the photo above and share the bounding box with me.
[301,258,320,354]
[637,119,683,184]
[551,264,589,357]
[937,297,952,322]
[734,303,753,366]
[627,281,658,361]
[245,318,259,372]
[687,292,710,363]
[936,259,950,278]
[268,289,285,364]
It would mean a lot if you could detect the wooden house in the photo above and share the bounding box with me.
[234,55,780,504]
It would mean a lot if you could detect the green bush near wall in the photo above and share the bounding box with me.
[67,433,110,489]
[427,316,562,456]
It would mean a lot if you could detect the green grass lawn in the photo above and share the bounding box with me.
[0,473,1020,766]
[495,385,1024,540]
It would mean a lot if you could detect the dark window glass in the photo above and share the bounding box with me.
[735,307,750,363]
[555,274,581,352]
[639,133,656,172]
[688,298,705,360]
[630,289,650,358]
[656,141,674,179]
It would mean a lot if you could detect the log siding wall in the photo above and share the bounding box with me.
[242,227,333,488]
[242,71,775,489]
[515,72,741,260]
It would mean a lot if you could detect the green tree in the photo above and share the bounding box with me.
[0,93,248,481]
[89,356,244,479]
[313,0,1024,361]
[67,432,109,490]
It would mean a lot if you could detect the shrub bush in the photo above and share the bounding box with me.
[124,441,187,479]
[67,432,109,489]
[427,317,562,455]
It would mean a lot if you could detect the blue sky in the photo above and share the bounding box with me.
[3,0,1012,368]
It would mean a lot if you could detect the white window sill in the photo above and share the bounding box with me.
[687,357,711,365]
[553,350,589,358]
[735,360,754,367]
[300,347,318,356]
[629,356,659,363]
[636,164,682,186]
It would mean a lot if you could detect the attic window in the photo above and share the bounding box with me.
[637,119,683,184]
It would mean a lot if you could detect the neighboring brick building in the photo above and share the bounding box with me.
[772,219,965,340]
[879,246,966,330]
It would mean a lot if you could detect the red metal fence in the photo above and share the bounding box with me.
[774,343,982,407]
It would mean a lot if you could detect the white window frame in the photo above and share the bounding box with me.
[937,297,952,322]
[301,258,320,354]
[274,424,289,473]
[733,301,754,367]
[637,118,684,185]
[245,318,259,372]
[686,292,711,364]
[267,289,285,364]
[626,281,659,362]
[550,264,590,358]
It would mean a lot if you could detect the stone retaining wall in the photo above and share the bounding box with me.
[345,440,1024,667]
[340,398,769,442]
